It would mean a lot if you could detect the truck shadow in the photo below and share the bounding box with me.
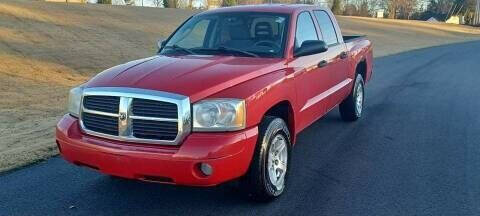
[73,111,346,214]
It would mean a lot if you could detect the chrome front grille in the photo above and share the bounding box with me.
[79,87,191,145]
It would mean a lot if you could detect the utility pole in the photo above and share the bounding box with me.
[473,0,477,25]
[476,0,480,26]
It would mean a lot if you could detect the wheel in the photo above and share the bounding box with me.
[241,116,291,201]
[339,74,365,121]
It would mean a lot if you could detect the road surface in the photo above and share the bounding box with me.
[1,40,480,216]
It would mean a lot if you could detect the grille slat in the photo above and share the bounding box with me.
[84,103,118,110]
[133,125,178,130]
[131,128,178,134]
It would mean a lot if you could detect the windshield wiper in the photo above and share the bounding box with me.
[163,45,196,55]
[217,46,259,57]
[193,46,259,57]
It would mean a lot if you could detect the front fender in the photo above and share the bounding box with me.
[208,69,297,131]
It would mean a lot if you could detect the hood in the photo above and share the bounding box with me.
[86,55,286,102]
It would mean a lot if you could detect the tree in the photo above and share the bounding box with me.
[331,0,343,14]
[167,0,178,8]
[383,0,418,19]
[163,0,169,7]
[222,0,237,6]
[344,3,358,15]
[153,0,162,6]
[358,0,370,16]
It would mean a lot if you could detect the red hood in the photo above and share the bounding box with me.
[86,55,286,102]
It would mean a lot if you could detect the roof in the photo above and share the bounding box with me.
[199,4,327,15]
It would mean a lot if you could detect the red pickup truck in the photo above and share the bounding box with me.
[56,4,372,201]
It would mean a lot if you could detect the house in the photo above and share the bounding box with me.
[376,9,384,18]
[446,15,465,24]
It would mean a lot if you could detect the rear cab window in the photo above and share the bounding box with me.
[313,10,339,46]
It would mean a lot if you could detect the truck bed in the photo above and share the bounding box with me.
[343,35,366,42]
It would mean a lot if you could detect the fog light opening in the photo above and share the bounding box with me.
[200,163,213,176]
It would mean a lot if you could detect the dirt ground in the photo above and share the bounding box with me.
[0,0,479,172]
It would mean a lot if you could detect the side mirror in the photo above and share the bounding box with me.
[294,40,328,58]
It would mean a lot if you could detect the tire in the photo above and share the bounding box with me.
[241,116,291,201]
[339,74,365,122]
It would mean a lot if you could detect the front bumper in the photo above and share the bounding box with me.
[56,114,258,186]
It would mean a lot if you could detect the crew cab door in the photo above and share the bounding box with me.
[313,10,350,107]
[289,11,337,131]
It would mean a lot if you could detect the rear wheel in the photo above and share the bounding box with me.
[339,74,365,121]
[241,116,291,201]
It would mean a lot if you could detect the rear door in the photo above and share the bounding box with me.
[313,10,350,108]
[291,11,337,130]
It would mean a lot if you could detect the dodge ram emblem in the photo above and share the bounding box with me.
[119,112,127,121]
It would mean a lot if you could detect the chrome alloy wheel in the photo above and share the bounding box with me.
[355,82,364,116]
[267,134,288,191]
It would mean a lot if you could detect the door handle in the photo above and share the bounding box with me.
[340,51,348,59]
[318,60,328,68]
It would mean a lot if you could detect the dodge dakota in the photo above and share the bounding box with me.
[56,4,373,201]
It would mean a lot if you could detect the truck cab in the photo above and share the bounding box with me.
[56,4,373,201]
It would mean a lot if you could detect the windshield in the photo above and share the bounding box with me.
[160,12,290,58]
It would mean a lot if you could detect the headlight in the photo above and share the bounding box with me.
[193,99,246,131]
[68,85,84,117]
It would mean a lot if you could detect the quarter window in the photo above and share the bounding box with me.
[295,12,318,49]
[313,11,338,45]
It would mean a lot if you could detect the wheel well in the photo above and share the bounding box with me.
[356,60,367,80]
[264,101,295,144]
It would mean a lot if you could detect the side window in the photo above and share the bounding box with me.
[176,19,211,48]
[295,12,319,49]
[313,11,339,46]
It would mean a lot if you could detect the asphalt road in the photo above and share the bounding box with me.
[1,40,480,216]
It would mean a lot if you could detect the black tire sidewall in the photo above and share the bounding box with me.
[354,75,365,118]
[261,122,291,197]
[243,116,291,200]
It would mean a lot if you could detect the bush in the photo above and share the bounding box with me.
[331,0,343,15]
[97,0,112,4]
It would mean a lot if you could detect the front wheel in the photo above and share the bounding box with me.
[241,116,291,201]
[339,74,365,121]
